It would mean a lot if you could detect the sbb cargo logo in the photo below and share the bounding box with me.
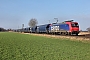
[51,26,59,31]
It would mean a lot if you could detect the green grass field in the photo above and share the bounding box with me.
[0,32,90,60]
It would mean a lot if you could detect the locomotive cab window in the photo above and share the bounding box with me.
[71,23,79,27]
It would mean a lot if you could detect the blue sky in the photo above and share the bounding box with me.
[0,0,90,30]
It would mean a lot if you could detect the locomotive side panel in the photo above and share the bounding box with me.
[49,23,70,35]
[49,24,59,32]
[59,24,69,31]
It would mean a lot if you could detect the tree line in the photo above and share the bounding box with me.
[0,27,6,31]
[86,27,90,32]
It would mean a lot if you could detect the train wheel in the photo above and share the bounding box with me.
[52,32,55,35]
[68,33,71,35]
[46,31,49,34]
[76,33,78,36]
[61,32,66,35]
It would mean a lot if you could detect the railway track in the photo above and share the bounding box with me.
[19,31,90,40]
[28,33,90,41]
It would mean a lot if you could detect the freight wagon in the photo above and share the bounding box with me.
[21,27,31,33]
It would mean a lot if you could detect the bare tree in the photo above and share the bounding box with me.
[86,27,90,33]
[28,18,38,27]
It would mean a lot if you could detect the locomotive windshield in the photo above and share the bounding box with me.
[71,23,79,27]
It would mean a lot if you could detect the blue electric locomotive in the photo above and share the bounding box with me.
[49,23,70,34]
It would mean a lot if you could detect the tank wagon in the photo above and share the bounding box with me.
[31,20,80,35]
[21,27,31,33]
[31,26,37,33]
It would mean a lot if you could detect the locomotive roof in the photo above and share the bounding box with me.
[51,23,66,25]
[64,20,74,22]
[38,24,51,26]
